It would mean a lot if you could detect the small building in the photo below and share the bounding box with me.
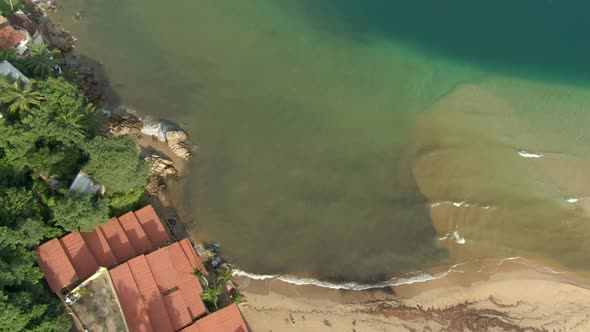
[69,171,101,195]
[0,24,28,54]
[0,60,28,82]
[8,11,44,46]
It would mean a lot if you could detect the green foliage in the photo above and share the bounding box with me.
[25,45,65,79]
[51,193,109,232]
[0,75,130,330]
[107,187,149,216]
[0,79,43,117]
[200,285,223,312]
[0,0,24,17]
[84,136,149,195]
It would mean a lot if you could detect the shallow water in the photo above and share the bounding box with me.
[54,0,590,281]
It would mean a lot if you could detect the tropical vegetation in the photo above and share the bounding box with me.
[0,51,150,329]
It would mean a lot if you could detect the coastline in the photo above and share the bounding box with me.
[25,2,590,331]
[236,258,590,331]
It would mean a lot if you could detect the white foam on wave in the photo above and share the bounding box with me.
[566,198,578,203]
[430,201,494,211]
[232,264,468,291]
[518,150,543,158]
[438,229,466,245]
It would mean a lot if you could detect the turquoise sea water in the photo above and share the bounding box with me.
[54,0,590,281]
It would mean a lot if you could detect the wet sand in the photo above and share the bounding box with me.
[237,259,590,331]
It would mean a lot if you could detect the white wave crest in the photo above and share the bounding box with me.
[518,151,543,158]
[232,267,461,291]
[141,117,172,142]
[566,198,578,203]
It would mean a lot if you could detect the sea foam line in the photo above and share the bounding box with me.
[232,263,468,291]
[518,150,543,158]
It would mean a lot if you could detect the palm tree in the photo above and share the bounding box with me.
[216,267,233,285]
[200,285,223,312]
[0,79,42,116]
[55,105,85,135]
[25,45,65,78]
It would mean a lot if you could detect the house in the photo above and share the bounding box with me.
[0,60,29,82]
[0,24,28,54]
[8,11,44,46]
[35,204,249,332]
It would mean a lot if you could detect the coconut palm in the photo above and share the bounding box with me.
[25,45,65,78]
[0,79,42,116]
[200,285,223,312]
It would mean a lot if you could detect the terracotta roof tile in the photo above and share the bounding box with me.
[134,205,169,247]
[178,278,206,320]
[119,211,153,254]
[179,238,206,274]
[193,304,248,332]
[81,229,118,268]
[145,248,178,293]
[59,233,99,279]
[0,25,25,51]
[100,218,137,263]
[127,256,175,332]
[162,291,192,331]
[36,238,79,292]
[110,263,154,332]
[7,13,37,36]
[167,242,195,282]
[180,323,201,332]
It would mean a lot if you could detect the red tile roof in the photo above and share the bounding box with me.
[7,13,38,36]
[0,25,26,51]
[81,230,118,268]
[179,278,207,320]
[145,247,178,293]
[186,304,248,332]
[128,256,175,332]
[163,291,193,331]
[113,241,208,331]
[179,238,206,274]
[59,233,99,279]
[100,218,137,263]
[37,205,168,292]
[119,212,153,254]
[134,205,170,247]
[110,263,154,332]
[36,238,79,292]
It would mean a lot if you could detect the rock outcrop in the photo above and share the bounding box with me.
[107,112,144,136]
[145,154,178,193]
[166,130,192,160]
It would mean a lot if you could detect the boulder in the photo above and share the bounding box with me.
[169,142,192,160]
[165,130,189,145]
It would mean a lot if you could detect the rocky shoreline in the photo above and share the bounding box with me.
[21,0,194,195]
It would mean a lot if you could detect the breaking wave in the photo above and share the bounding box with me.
[232,263,469,290]
[518,150,543,158]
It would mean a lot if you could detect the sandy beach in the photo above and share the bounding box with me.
[236,259,590,331]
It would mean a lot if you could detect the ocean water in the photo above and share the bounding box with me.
[54,0,590,282]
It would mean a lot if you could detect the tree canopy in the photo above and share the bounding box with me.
[84,136,150,194]
[0,68,149,330]
[51,193,110,232]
